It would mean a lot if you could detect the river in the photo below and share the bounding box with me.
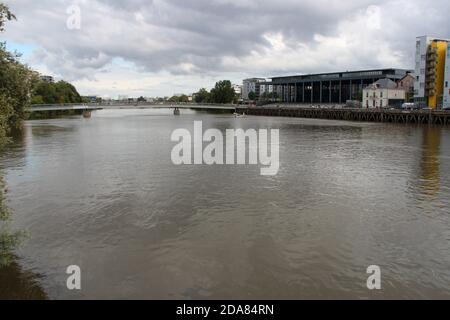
[1,108,450,299]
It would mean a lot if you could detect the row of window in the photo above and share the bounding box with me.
[366,92,384,98]
[366,100,384,107]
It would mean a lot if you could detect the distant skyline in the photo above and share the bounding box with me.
[3,0,450,98]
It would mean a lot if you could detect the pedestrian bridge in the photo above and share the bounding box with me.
[26,104,103,112]
[26,103,237,112]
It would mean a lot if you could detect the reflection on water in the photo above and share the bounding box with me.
[0,257,47,300]
[1,128,46,300]
[1,109,450,299]
[419,127,441,199]
[0,177,42,300]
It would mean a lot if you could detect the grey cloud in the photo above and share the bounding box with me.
[3,0,450,83]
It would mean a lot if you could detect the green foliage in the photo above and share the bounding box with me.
[0,5,37,147]
[32,81,82,104]
[210,80,235,104]
[248,91,256,101]
[1,175,27,268]
[0,3,15,32]
[0,42,38,146]
[354,89,363,102]
[194,88,210,103]
[169,94,189,103]
[0,4,33,268]
[0,176,9,221]
[30,95,44,105]
[0,227,27,267]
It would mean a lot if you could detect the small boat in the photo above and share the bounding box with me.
[234,112,246,118]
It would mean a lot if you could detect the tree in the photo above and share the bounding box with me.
[168,96,180,103]
[248,91,256,101]
[0,3,15,32]
[354,90,363,102]
[195,88,210,103]
[209,80,235,104]
[32,80,82,104]
[1,3,29,269]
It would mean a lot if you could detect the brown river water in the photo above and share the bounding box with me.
[1,108,450,299]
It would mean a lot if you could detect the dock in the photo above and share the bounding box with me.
[236,106,450,125]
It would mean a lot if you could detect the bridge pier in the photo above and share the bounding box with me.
[83,110,92,118]
[174,107,181,116]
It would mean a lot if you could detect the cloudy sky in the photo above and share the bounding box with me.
[2,0,450,98]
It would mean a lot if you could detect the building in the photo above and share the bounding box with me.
[444,42,450,108]
[84,96,100,103]
[260,83,274,96]
[363,79,406,109]
[259,69,411,104]
[40,75,54,83]
[397,73,415,102]
[242,78,265,100]
[232,84,242,96]
[414,36,450,109]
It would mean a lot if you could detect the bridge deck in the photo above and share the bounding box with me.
[27,104,236,112]
[27,105,104,112]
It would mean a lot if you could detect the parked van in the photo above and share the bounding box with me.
[401,103,415,110]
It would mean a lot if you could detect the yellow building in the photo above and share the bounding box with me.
[426,40,447,108]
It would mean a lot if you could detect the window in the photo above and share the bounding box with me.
[380,92,383,98]
[446,81,448,88]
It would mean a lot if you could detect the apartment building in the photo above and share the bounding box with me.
[444,42,450,108]
[414,36,450,109]
[242,78,265,100]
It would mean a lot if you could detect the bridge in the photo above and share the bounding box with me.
[26,103,236,112]
[26,104,104,112]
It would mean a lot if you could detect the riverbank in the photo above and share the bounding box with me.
[237,105,450,125]
[25,109,86,120]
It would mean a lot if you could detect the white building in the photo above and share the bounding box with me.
[414,36,432,103]
[444,42,450,108]
[363,79,406,109]
[242,78,265,100]
[40,75,54,83]
[260,84,273,95]
[232,84,242,96]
